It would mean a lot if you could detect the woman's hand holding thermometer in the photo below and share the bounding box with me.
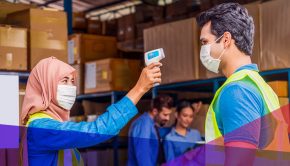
[144,48,165,86]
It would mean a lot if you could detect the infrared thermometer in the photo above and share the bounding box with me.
[144,48,165,86]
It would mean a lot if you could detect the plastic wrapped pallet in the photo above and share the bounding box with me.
[260,0,290,71]
[144,18,200,84]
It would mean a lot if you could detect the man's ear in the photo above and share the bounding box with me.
[152,108,158,116]
[223,31,232,48]
[174,112,178,119]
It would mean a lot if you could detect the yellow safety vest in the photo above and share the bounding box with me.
[205,69,290,151]
[27,112,84,166]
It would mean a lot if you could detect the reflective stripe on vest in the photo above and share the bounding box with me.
[26,112,84,166]
[205,69,290,152]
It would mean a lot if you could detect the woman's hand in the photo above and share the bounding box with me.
[126,62,162,105]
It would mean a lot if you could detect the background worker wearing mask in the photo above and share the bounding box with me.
[164,100,202,162]
[21,56,162,166]
[196,3,289,165]
[127,95,173,166]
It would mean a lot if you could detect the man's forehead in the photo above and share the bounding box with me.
[200,21,212,40]
[161,107,172,113]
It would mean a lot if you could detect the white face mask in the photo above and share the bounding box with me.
[57,85,77,111]
[200,35,225,73]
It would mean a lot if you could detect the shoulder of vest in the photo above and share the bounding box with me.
[26,112,54,127]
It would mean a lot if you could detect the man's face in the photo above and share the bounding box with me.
[200,21,225,59]
[155,107,172,127]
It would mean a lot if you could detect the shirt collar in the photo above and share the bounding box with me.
[234,63,259,73]
[172,127,190,137]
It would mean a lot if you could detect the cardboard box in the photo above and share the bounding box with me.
[87,19,102,35]
[117,38,144,52]
[0,1,32,24]
[136,22,154,38]
[7,8,68,69]
[82,100,110,115]
[190,104,209,137]
[117,14,135,41]
[0,26,27,71]
[279,97,289,107]
[260,0,290,71]
[165,0,192,19]
[268,81,288,97]
[68,34,118,64]
[135,4,164,23]
[71,64,84,95]
[72,12,86,30]
[278,97,290,133]
[191,115,206,137]
[84,59,141,93]
[144,18,200,84]
[102,19,118,36]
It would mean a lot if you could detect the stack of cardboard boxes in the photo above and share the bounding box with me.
[7,8,68,70]
[144,0,290,84]
[0,7,68,71]
[1,7,69,123]
[68,33,141,95]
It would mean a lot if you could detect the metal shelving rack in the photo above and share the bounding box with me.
[76,91,126,166]
[153,68,290,102]
[2,68,289,165]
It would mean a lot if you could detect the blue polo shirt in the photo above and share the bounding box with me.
[127,112,159,166]
[214,64,267,147]
[164,128,202,161]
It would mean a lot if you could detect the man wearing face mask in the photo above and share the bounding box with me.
[196,3,289,166]
[20,56,162,166]
[127,95,173,166]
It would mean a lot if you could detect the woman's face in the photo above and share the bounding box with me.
[176,107,194,129]
[58,73,75,86]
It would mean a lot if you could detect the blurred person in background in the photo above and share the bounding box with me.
[164,100,202,162]
[127,95,174,166]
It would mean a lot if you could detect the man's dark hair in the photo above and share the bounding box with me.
[151,95,174,112]
[196,3,254,55]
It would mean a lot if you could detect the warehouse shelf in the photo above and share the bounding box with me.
[155,68,290,99]
[76,91,127,103]
[2,67,289,166]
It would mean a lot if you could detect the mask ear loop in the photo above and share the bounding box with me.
[215,34,226,60]
[217,49,226,60]
[214,34,224,43]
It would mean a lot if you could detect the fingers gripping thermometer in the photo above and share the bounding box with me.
[144,48,165,86]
